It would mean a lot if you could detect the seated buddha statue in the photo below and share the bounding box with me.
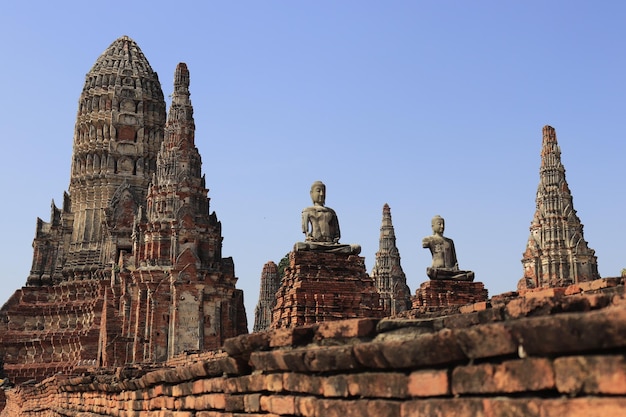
[422,215,474,281]
[293,181,361,255]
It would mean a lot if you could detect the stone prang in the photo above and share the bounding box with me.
[370,204,411,315]
[253,261,281,332]
[519,125,600,289]
[28,35,167,284]
[0,37,247,384]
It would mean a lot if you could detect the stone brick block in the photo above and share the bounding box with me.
[193,393,226,410]
[315,318,379,340]
[243,393,261,412]
[401,398,484,417]
[554,355,626,395]
[294,396,317,417]
[303,345,359,372]
[283,372,323,395]
[346,372,407,398]
[269,326,316,348]
[482,398,541,417]
[455,322,517,359]
[259,394,295,415]
[249,349,308,372]
[224,394,245,412]
[452,358,554,394]
[407,369,449,397]
[322,375,349,397]
[506,306,626,356]
[541,397,626,417]
[314,399,400,417]
[380,329,466,369]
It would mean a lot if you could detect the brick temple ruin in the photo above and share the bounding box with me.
[1,36,624,416]
[0,37,247,386]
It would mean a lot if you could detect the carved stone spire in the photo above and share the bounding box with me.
[371,204,411,315]
[63,36,166,277]
[129,63,247,361]
[25,36,166,283]
[253,261,280,332]
[520,125,600,289]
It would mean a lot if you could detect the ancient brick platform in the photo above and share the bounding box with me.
[2,279,626,417]
[412,279,488,308]
[271,251,385,329]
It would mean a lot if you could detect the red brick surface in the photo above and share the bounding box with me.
[2,279,625,417]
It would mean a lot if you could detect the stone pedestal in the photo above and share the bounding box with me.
[271,251,385,329]
[412,280,488,309]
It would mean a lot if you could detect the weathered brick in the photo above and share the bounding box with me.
[541,397,626,417]
[323,375,349,397]
[452,358,554,394]
[506,306,626,356]
[243,393,261,412]
[224,394,245,412]
[380,328,466,369]
[283,372,323,395]
[194,393,226,410]
[303,345,359,372]
[294,396,317,417]
[259,394,295,415]
[223,374,266,393]
[347,372,407,398]
[407,369,449,397]
[315,318,379,340]
[455,322,517,359]
[401,398,484,417]
[315,399,398,417]
[249,349,308,372]
[269,325,316,348]
[554,355,626,395]
[482,398,541,417]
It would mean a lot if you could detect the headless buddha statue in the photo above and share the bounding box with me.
[422,215,474,281]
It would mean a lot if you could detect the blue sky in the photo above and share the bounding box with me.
[1,2,624,326]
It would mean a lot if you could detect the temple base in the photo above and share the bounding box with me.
[271,251,385,329]
[412,280,488,309]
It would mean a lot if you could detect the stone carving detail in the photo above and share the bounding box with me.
[422,215,474,282]
[370,204,411,315]
[253,261,280,332]
[519,125,600,289]
[294,181,361,255]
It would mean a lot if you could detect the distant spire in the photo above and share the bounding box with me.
[253,261,280,332]
[371,204,411,315]
[519,125,600,290]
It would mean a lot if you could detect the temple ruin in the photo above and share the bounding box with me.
[370,204,411,315]
[1,36,625,416]
[520,125,600,289]
[0,37,247,385]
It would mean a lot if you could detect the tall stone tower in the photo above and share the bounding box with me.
[27,35,166,284]
[113,63,248,362]
[253,261,280,332]
[519,125,600,289]
[0,38,247,384]
[371,204,411,315]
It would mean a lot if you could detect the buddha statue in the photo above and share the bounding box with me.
[293,181,361,255]
[422,215,474,281]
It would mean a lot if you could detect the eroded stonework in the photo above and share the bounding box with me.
[370,204,411,315]
[519,125,600,289]
[271,251,385,329]
[0,37,247,384]
[253,261,280,332]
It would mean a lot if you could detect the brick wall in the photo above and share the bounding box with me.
[2,278,626,417]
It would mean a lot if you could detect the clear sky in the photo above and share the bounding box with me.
[1,2,624,327]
